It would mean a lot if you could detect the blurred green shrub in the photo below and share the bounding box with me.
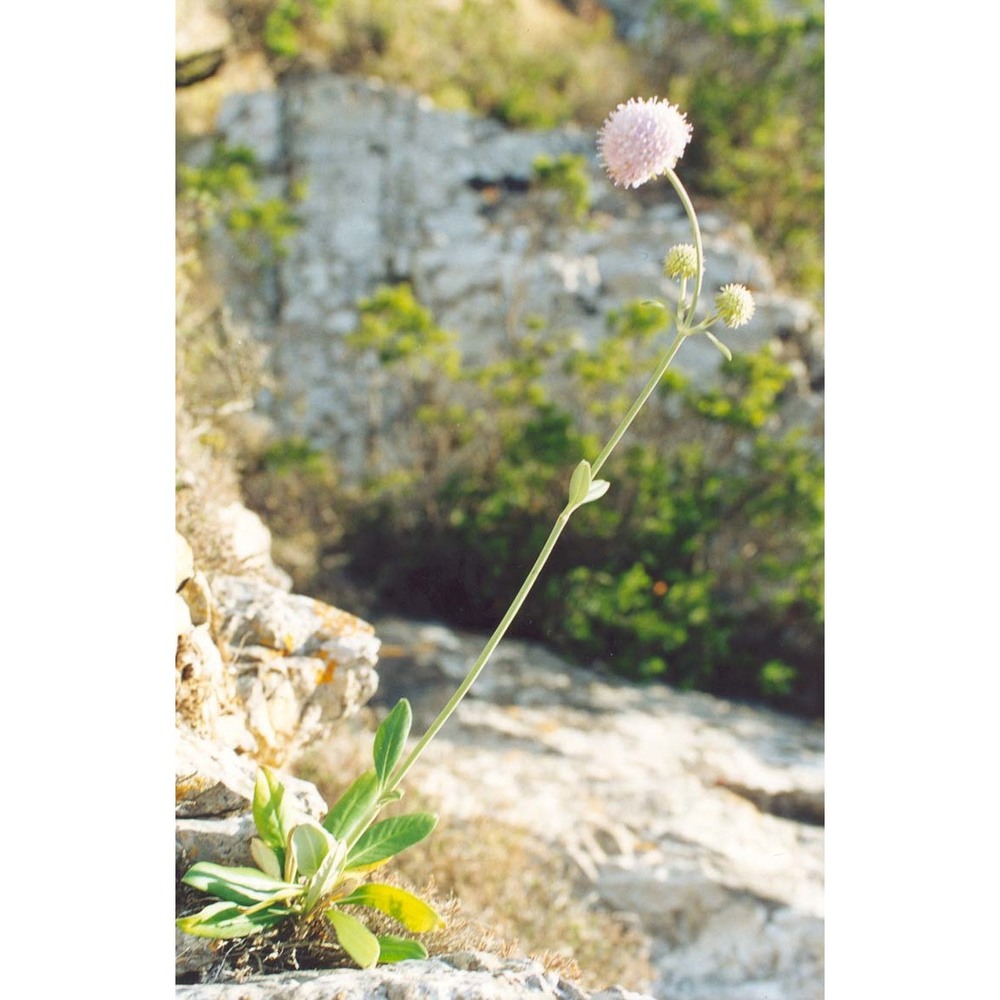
[532,153,593,223]
[333,286,823,715]
[245,0,639,130]
[177,142,302,264]
[208,0,819,293]
[647,0,824,293]
[263,0,339,58]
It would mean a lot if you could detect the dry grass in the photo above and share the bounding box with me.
[294,722,654,992]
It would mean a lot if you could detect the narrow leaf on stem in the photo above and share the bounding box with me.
[373,699,412,787]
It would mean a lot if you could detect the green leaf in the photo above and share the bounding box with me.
[582,479,610,504]
[176,900,292,940]
[346,813,437,870]
[567,459,592,507]
[302,837,349,911]
[290,821,334,878]
[376,935,429,963]
[373,699,412,787]
[250,838,282,880]
[705,329,733,362]
[253,768,290,851]
[325,907,381,968]
[323,770,380,842]
[181,862,303,906]
[336,883,445,932]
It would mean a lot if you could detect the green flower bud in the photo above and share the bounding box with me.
[715,283,756,328]
[663,243,699,280]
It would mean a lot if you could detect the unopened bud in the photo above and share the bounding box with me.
[715,283,756,328]
[663,244,699,280]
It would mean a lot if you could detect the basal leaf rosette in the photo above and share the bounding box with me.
[176,699,444,968]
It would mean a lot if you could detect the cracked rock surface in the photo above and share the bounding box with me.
[371,618,824,1000]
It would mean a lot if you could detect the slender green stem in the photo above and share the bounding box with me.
[664,168,705,325]
[590,329,685,479]
[380,167,707,802]
[385,507,573,794]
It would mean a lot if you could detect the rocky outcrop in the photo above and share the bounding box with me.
[177,951,655,1000]
[176,522,380,765]
[176,513,381,981]
[175,554,824,997]
[201,74,823,480]
[372,619,824,1000]
[175,0,231,86]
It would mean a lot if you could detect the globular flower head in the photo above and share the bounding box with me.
[715,284,756,328]
[597,97,693,189]
[664,243,700,280]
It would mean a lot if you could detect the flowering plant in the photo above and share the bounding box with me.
[177,97,755,966]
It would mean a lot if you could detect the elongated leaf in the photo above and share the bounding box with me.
[250,838,282,880]
[376,935,429,963]
[705,329,733,362]
[176,900,292,940]
[345,813,437,870]
[253,768,288,851]
[181,862,303,906]
[325,907,380,969]
[373,699,412,787]
[303,837,348,911]
[290,821,333,878]
[322,769,379,841]
[336,883,445,932]
[567,460,592,507]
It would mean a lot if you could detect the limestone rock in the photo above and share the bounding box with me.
[175,730,329,881]
[207,574,380,763]
[368,618,824,1000]
[176,727,328,820]
[180,571,213,627]
[175,0,231,87]
[207,74,823,481]
[176,951,656,999]
[176,0,231,59]
[216,502,293,591]
[176,812,257,872]
[176,593,193,637]
[175,528,380,763]
[177,531,195,591]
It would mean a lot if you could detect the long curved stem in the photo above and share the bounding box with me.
[385,508,573,793]
[383,168,706,798]
[590,330,685,479]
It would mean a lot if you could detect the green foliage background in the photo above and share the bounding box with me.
[181,0,824,716]
[245,286,823,716]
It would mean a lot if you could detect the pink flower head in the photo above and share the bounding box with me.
[597,97,693,189]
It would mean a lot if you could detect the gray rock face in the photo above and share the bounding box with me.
[371,619,824,1000]
[209,74,822,480]
[177,951,655,1000]
[175,528,381,764]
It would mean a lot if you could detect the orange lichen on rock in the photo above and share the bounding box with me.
[313,648,340,685]
[311,600,375,636]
